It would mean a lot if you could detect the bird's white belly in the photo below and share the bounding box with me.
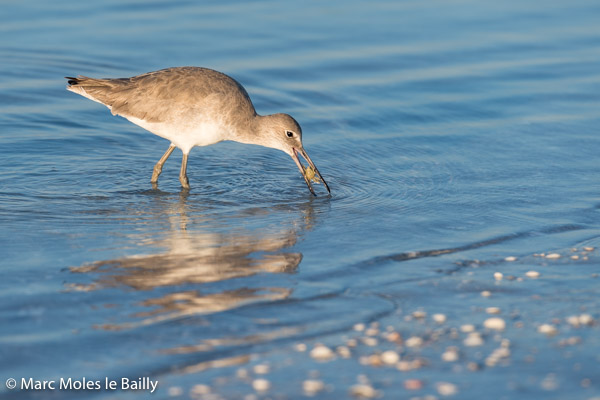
[126,115,226,154]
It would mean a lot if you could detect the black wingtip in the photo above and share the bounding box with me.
[65,76,79,85]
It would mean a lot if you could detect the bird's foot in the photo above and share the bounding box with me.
[179,175,190,189]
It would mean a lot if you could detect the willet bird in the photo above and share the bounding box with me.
[65,67,330,195]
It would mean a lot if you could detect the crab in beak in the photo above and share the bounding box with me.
[291,147,331,196]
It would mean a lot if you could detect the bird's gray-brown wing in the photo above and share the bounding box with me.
[66,67,256,123]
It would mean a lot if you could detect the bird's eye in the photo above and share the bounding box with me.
[286,131,294,138]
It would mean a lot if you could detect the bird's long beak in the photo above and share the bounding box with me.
[292,147,331,196]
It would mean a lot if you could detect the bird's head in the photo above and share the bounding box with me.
[256,113,330,196]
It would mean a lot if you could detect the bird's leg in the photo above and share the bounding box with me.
[151,144,176,184]
[179,152,190,189]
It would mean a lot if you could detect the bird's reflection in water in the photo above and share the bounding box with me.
[69,190,317,331]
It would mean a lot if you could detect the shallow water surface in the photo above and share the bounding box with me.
[1,0,600,399]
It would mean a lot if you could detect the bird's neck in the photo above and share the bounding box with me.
[231,114,274,148]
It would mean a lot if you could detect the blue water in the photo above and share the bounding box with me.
[1,0,600,399]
